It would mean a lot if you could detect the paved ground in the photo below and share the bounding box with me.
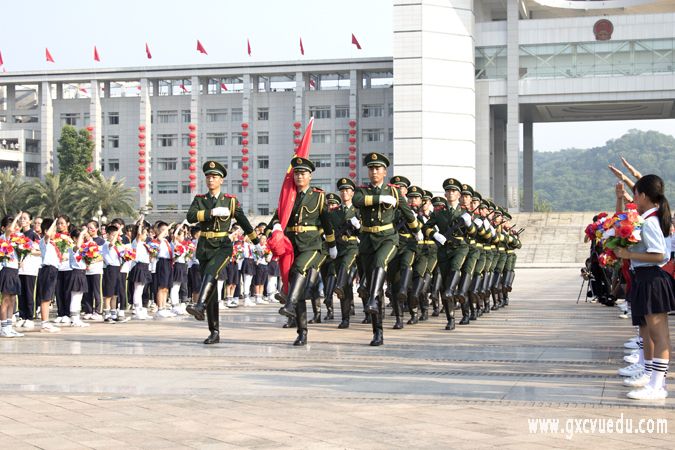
[0,268,673,449]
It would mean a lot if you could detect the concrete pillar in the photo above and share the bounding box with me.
[393,0,476,194]
[505,0,520,211]
[103,81,111,98]
[522,121,534,212]
[6,85,15,116]
[39,81,54,177]
[294,71,305,125]
[189,75,200,206]
[492,118,506,204]
[139,78,152,210]
[475,80,491,197]
[151,80,159,96]
[242,74,253,213]
[349,69,360,181]
[90,79,102,171]
[55,83,63,100]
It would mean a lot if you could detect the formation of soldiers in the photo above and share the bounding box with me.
[187,153,522,346]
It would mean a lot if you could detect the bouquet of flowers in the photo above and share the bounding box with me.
[173,241,188,259]
[584,212,609,241]
[53,233,74,262]
[146,239,160,259]
[589,203,644,268]
[184,240,196,261]
[80,240,103,266]
[0,237,16,263]
[122,244,136,262]
[10,233,33,262]
[233,239,245,260]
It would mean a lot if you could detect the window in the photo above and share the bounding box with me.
[232,156,243,170]
[335,130,349,143]
[388,103,394,116]
[25,162,40,178]
[206,109,227,122]
[108,112,119,125]
[61,113,79,126]
[181,157,191,170]
[335,154,349,168]
[157,181,179,194]
[258,205,270,216]
[101,136,105,148]
[362,104,384,118]
[181,182,192,194]
[309,106,331,119]
[257,108,269,121]
[182,134,191,146]
[158,134,176,147]
[312,131,331,144]
[388,128,394,141]
[314,155,331,168]
[231,108,243,122]
[206,133,227,146]
[362,129,384,142]
[232,180,243,193]
[157,157,177,171]
[258,156,269,169]
[107,159,119,172]
[257,132,269,145]
[335,106,349,118]
[231,133,243,146]
[108,136,119,148]
[25,140,39,154]
[258,180,269,193]
[182,110,191,123]
[157,110,178,123]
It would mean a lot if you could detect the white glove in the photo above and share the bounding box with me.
[483,218,491,229]
[211,207,230,217]
[461,212,472,227]
[272,223,282,233]
[349,216,361,229]
[379,195,397,206]
[329,246,338,259]
[433,232,447,245]
[415,231,423,242]
[474,217,483,227]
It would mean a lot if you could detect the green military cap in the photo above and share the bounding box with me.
[337,177,356,191]
[326,193,341,205]
[432,196,448,207]
[364,152,390,168]
[389,175,411,188]
[422,190,433,201]
[485,199,495,210]
[290,156,315,172]
[442,178,462,192]
[472,190,482,202]
[203,160,227,178]
[479,198,490,209]
[461,183,474,196]
[406,185,422,197]
[503,211,512,220]
[494,206,504,216]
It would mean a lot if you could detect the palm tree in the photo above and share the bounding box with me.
[0,169,29,217]
[25,173,77,219]
[71,173,136,222]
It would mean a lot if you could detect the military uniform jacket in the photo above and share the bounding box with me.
[187,191,257,261]
[422,203,470,247]
[352,184,419,235]
[329,203,360,249]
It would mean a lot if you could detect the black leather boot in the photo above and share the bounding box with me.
[278,272,307,318]
[361,297,371,324]
[365,267,387,314]
[442,298,455,330]
[294,297,308,346]
[454,271,473,304]
[357,273,368,301]
[308,296,322,324]
[323,274,336,320]
[283,316,296,328]
[396,266,412,304]
[187,274,217,321]
[458,300,471,325]
[407,276,423,325]
[505,270,515,293]
[442,271,462,302]
[392,294,404,329]
[338,296,350,329]
[203,293,220,344]
[333,265,349,300]
[370,302,384,346]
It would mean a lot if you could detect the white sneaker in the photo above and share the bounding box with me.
[82,313,93,320]
[244,297,256,307]
[619,312,630,319]
[627,385,668,400]
[219,300,227,309]
[1,327,15,337]
[133,308,150,320]
[618,363,645,377]
[16,319,26,328]
[54,316,64,324]
[267,295,279,304]
[41,323,60,333]
[624,372,650,387]
[8,327,24,337]
[255,296,268,305]
[227,298,239,308]
[628,336,640,343]
[624,340,639,350]
[22,320,35,330]
[172,303,187,315]
[70,318,90,328]
[60,316,72,325]
[148,302,158,313]
[90,313,103,322]
[156,309,176,319]
[623,353,640,364]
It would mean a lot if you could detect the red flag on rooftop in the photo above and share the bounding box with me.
[300,37,304,56]
[247,39,251,56]
[351,33,362,50]
[94,46,100,62]
[220,82,228,91]
[0,51,4,66]
[179,83,188,93]
[145,43,152,59]
[197,40,208,55]
[45,48,55,63]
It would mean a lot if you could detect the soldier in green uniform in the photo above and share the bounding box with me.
[269,157,337,346]
[352,153,420,346]
[315,192,342,322]
[479,200,499,314]
[405,185,426,325]
[427,196,447,316]
[501,212,521,305]
[469,194,491,318]
[487,204,506,310]
[186,161,258,344]
[417,189,436,321]
[332,178,361,329]
[454,184,481,325]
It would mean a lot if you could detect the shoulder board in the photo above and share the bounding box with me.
[312,187,324,192]
[359,185,368,189]
[387,184,397,188]
[222,194,235,199]
[195,194,207,198]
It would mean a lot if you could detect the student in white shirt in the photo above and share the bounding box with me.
[129,222,152,320]
[17,212,41,330]
[83,220,104,321]
[170,225,189,315]
[102,224,126,322]
[0,215,23,337]
[154,222,174,318]
[54,215,73,325]
[67,228,90,328]
[36,219,60,333]
[187,228,201,303]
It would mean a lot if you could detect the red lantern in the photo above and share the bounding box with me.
[138,133,145,140]
[348,119,356,127]
[188,123,197,131]
[349,171,357,178]
[241,139,248,146]
[138,174,146,180]
[242,147,249,154]
[242,173,249,179]
[138,125,146,131]
[348,154,356,161]
[138,150,146,156]
[189,132,196,139]
[348,137,356,144]
[294,146,299,151]
[293,138,301,145]
[241,131,249,137]
[241,123,249,129]
[189,141,197,147]
[348,129,357,135]
[242,155,249,162]
[138,158,145,164]
[293,130,301,136]
[349,145,356,152]
[138,142,146,148]
[242,165,249,172]
[86,125,94,132]
[189,149,197,156]
[187,164,195,171]
[139,182,146,189]
[189,181,197,188]
[242,180,249,187]
[189,173,197,180]
[349,163,356,170]
[189,157,197,163]
[293,121,301,128]
[139,166,145,172]
[86,166,93,173]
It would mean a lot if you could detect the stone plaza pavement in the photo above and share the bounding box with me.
[0,268,673,449]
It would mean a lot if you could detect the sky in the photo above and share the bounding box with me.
[2,0,674,153]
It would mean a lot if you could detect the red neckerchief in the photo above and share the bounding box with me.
[164,239,173,260]
[645,210,659,219]
[112,241,122,261]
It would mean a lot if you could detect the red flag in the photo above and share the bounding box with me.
[45,48,55,63]
[247,38,251,56]
[300,37,304,56]
[220,82,228,91]
[0,50,4,66]
[94,46,100,62]
[197,40,207,55]
[145,42,152,59]
[351,33,362,50]
[179,83,188,93]
[79,87,88,94]
[267,118,315,293]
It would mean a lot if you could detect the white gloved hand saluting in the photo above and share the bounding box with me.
[433,232,447,245]
[379,195,397,206]
[349,216,361,230]
[329,246,338,259]
[461,212,472,227]
[211,207,230,217]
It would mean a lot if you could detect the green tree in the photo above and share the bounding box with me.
[57,125,94,180]
[25,173,77,219]
[71,173,137,221]
[0,169,28,217]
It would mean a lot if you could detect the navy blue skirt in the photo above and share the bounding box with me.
[241,258,256,276]
[67,269,89,293]
[155,258,172,289]
[129,263,152,285]
[267,260,280,277]
[630,265,675,325]
[188,265,202,293]
[0,267,21,295]
[226,261,239,284]
[171,262,187,284]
